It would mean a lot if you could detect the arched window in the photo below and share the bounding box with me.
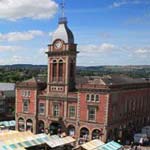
[95,95,99,102]
[86,94,90,101]
[38,120,45,133]
[52,60,57,81]
[80,127,89,140]
[67,125,75,137]
[91,94,95,101]
[58,60,63,81]
[92,129,101,139]
[70,60,74,80]
[26,119,33,132]
[18,118,25,132]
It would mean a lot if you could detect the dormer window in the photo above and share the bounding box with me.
[22,90,30,97]
[91,95,95,101]
[86,94,100,102]
[95,95,99,102]
[86,94,90,101]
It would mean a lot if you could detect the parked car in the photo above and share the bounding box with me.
[134,133,149,145]
[142,126,150,138]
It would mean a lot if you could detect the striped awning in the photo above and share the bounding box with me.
[45,135,76,148]
[0,131,75,150]
[98,141,123,150]
[0,120,16,127]
[81,139,104,150]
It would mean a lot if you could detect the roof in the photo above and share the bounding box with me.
[98,141,122,150]
[52,18,74,44]
[81,139,104,150]
[0,83,15,91]
[16,77,46,90]
[77,75,149,86]
[0,131,75,150]
[0,120,16,127]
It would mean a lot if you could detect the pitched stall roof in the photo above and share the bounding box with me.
[0,120,16,127]
[80,140,122,150]
[81,139,104,150]
[0,131,75,150]
[98,141,123,150]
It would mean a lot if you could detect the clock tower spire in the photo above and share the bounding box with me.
[60,0,65,18]
[46,2,78,96]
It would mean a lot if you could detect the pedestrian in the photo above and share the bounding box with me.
[134,145,137,150]
[139,137,143,146]
[131,141,134,149]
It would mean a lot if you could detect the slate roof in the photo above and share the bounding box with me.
[76,75,149,86]
[16,77,46,90]
[0,83,15,91]
[52,17,74,44]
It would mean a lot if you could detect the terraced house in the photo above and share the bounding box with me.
[15,15,150,143]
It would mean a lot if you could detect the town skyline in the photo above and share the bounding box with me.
[0,0,150,66]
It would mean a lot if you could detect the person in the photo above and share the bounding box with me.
[139,137,143,146]
[134,145,137,150]
[130,141,134,149]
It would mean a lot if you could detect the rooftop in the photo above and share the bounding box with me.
[0,83,15,91]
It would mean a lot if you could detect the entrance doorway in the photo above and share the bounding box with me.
[49,122,62,135]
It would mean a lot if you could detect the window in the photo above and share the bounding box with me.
[0,107,5,113]
[23,99,29,113]
[58,60,63,81]
[69,106,75,118]
[95,95,99,102]
[52,60,57,81]
[86,94,100,102]
[86,94,90,101]
[70,60,74,80]
[53,104,59,117]
[91,95,95,101]
[38,103,45,115]
[22,90,30,97]
[88,107,96,121]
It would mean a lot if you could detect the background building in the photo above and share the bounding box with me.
[0,83,15,121]
[15,16,150,143]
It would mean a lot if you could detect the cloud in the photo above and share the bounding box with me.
[0,55,31,65]
[134,48,150,57]
[77,43,150,65]
[0,45,22,52]
[0,30,45,42]
[0,0,58,21]
[0,46,47,65]
[79,43,116,54]
[110,0,150,8]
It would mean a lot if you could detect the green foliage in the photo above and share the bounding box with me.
[0,65,47,83]
[0,65,150,83]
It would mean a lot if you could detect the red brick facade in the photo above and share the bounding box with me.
[15,18,150,143]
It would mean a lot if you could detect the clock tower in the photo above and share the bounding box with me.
[46,17,78,96]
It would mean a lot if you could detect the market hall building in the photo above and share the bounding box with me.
[15,16,150,143]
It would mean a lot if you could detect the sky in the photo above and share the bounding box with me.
[0,0,150,66]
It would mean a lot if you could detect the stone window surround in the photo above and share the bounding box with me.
[86,94,99,102]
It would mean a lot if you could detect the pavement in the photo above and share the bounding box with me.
[140,146,150,150]
[124,145,150,150]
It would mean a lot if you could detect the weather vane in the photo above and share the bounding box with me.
[60,0,65,18]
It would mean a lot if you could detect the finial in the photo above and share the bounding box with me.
[60,0,65,18]
[59,0,67,24]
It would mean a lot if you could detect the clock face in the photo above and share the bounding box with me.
[54,40,63,49]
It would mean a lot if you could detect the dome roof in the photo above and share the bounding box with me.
[52,17,74,44]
